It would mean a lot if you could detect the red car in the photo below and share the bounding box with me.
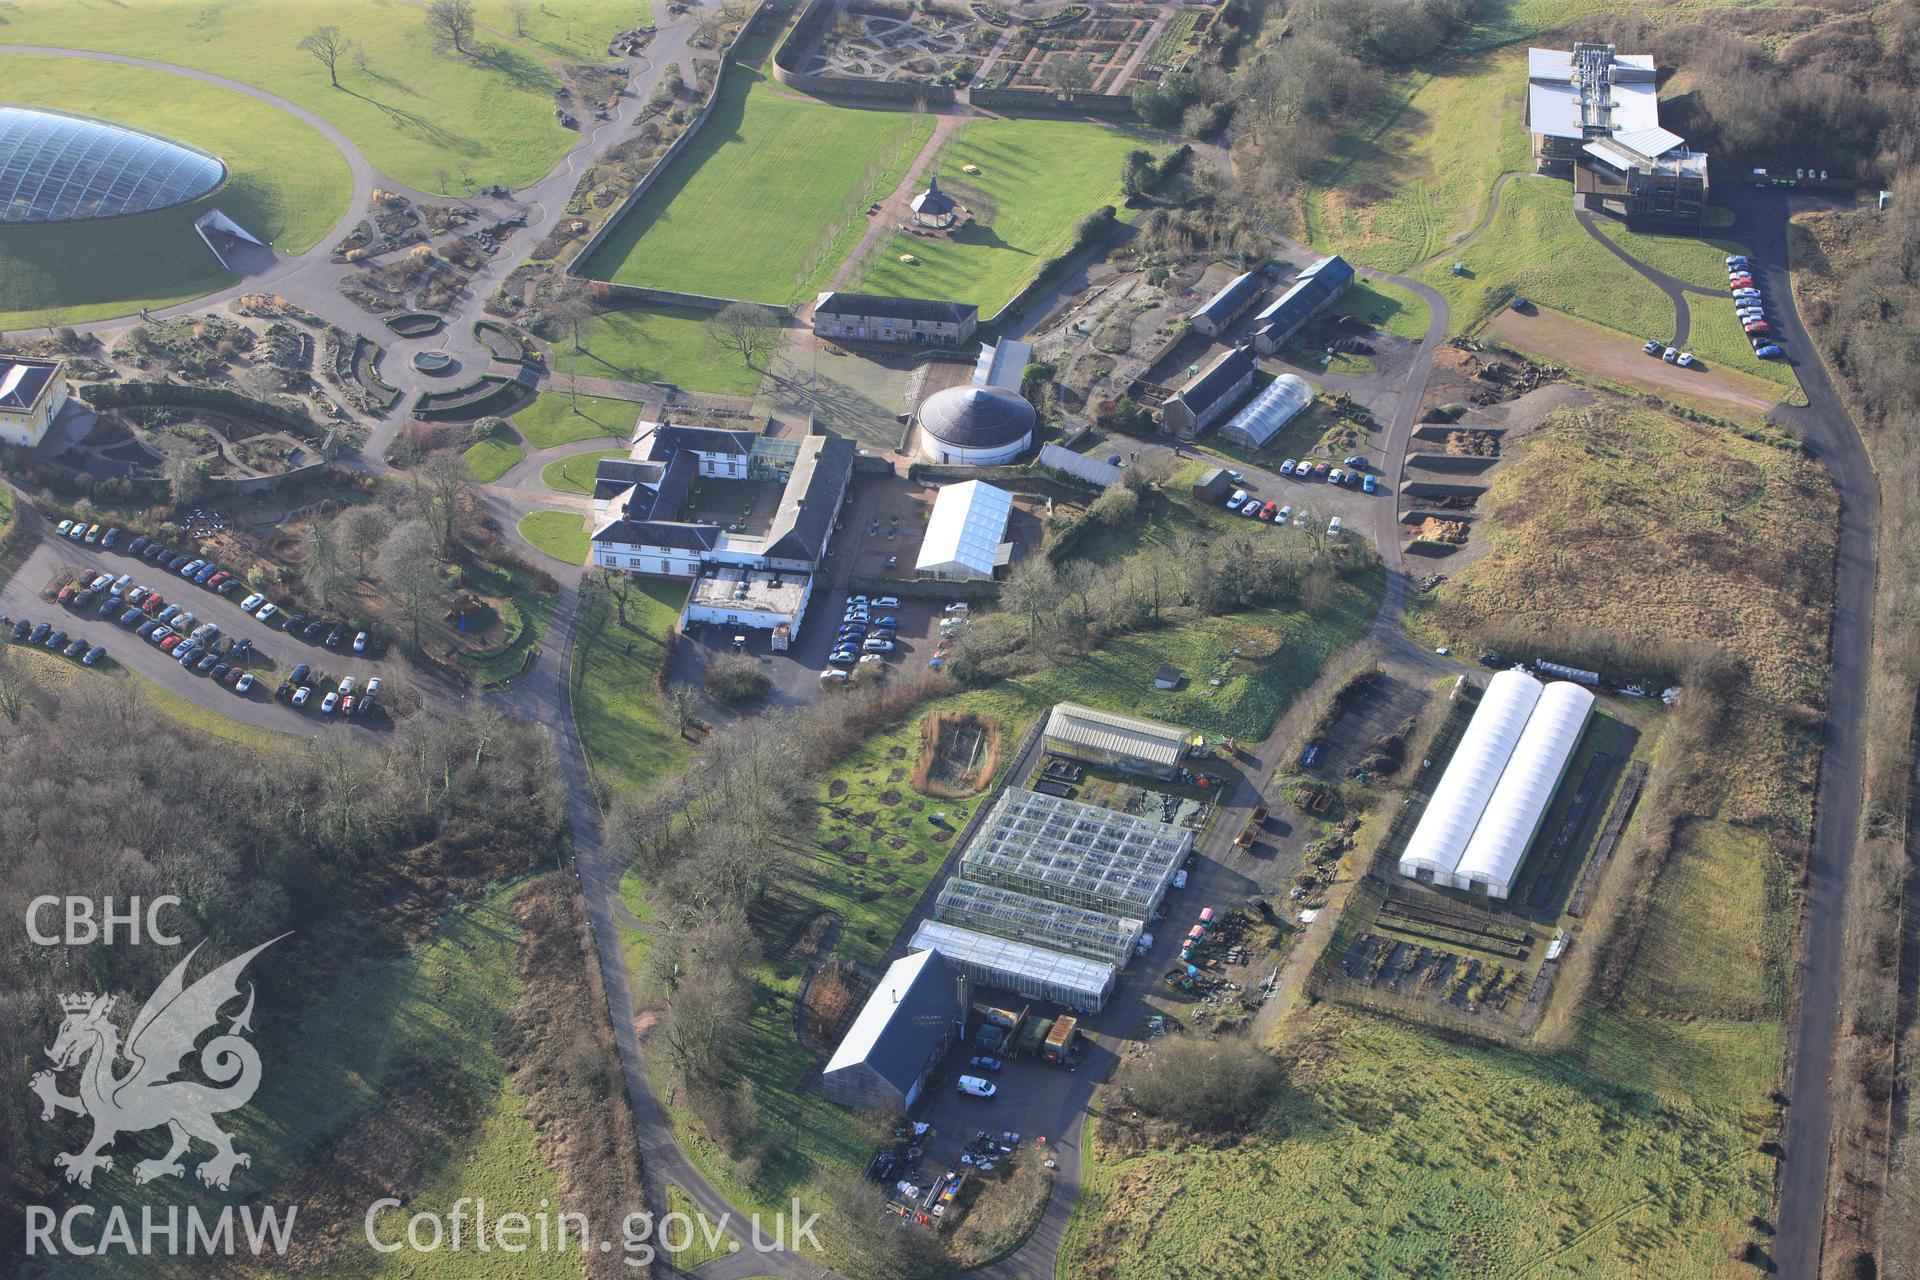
[158,634,183,652]
[206,571,229,589]
[1259,501,1278,521]
[1744,320,1771,334]
[57,584,76,605]
[144,594,167,615]
[1728,274,1753,285]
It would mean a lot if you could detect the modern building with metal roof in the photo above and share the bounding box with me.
[1188,270,1264,338]
[821,949,970,1111]
[916,480,1014,582]
[934,877,1143,967]
[960,787,1190,919]
[1527,42,1707,225]
[0,107,225,224]
[1043,701,1190,779]
[1450,681,1595,897]
[908,920,1117,1012]
[1218,374,1315,452]
[972,338,1033,393]
[1038,442,1123,489]
[917,384,1035,465]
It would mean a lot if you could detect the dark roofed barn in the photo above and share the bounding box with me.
[1251,255,1355,356]
[1188,270,1264,339]
[813,291,978,346]
[1160,345,1256,440]
[821,949,970,1112]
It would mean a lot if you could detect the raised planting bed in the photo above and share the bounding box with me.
[412,375,531,422]
[474,319,538,365]
[383,311,447,338]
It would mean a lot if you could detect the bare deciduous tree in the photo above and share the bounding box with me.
[425,0,478,54]
[297,25,349,87]
[302,520,345,606]
[593,566,635,626]
[543,277,600,354]
[668,685,699,740]
[341,506,392,580]
[411,450,474,559]
[507,0,531,36]
[705,303,783,371]
[379,519,446,649]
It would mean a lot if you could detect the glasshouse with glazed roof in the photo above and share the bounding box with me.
[915,480,1013,582]
[961,787,1190,918]
[0,107,225,224]
[909,919,1117,1012]
[933,877,1143,966]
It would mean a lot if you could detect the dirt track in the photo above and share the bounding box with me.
[1487,307,1787,415]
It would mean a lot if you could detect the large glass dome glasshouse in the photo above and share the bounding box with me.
[0,106,225,224]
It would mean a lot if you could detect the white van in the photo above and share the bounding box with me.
[873,596,900,610]
[1328,516,1343,537]
[956,1075,998,1098]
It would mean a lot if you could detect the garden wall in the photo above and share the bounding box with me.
[569,0,779,284]
[771,0,959,104]
[969,86,1133,114]
[205,457,333,497]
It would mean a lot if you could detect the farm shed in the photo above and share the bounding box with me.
[1250,254,1354,355]
[1160,345,1255,440]
[1039,442,1123,489]
[934,877,1143,967]
[821,949,970,1112]
[915,480,1014,582]
[1397,670,1544,884]
[908,920,1116,1013]
[1451,681,1595,897]
[961,787,1190,918]
[1043,701,1190,780]
[1191,466,1232,503]
[972,338,1034,393]
[1187,270,1264,338]
[1218,374,1314,452]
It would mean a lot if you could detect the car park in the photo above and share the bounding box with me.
[82,645,104,666]
[292,686,312,706]
[234,673,254,694]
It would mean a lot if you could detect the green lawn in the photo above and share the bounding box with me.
[543,449,627,494]
[1329,278,1432,341]
[451,556,558,686]
[476,0,653,63]
[461,435,526,483]
[553,306,767,397]
[854,117,1155,316]
[0,0,583,192]
[571,584,693,790]
[1412,176,1672,338]
[579,24,935,303]
[1309,46,1531,273]
[512,390,642,449]
[0,53,351,328]
[518,510,590,564]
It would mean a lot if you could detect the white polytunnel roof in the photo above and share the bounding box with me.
[1220,374,1314,450]
[915,480,1012,580]
[1398,669,1544,881]
[1452,681,1595,895]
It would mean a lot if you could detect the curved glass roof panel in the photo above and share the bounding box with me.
[0,107,225,224]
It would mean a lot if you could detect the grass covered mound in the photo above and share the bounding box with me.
[0,53,352,328]
[1410,403,1835,828]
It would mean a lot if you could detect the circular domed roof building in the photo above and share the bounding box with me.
[0,107,225,223]
[917,384,1036,466]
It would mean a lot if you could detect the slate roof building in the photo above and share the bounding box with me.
[1187,270,1264,338]
[821,949,970,1112]
[1250,255,1355,356]
[1160,344,1256,440]
[813,291,978,345]
[0,355,68,448]
[909,174,958,227]
[917,384,1036,465]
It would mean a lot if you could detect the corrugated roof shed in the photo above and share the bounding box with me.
[823,949,966,1091]
[1044,702,1188,768]
[1188,270,1262,328]
[1037,443,1123,489]
[972,339,1033,392]
[908,920,1116,1011]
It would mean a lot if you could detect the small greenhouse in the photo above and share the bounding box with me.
[910,920,1117,1012]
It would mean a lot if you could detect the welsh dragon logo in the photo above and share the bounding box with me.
[29,936,286,1191]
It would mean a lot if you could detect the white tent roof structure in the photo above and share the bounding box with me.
[1451,681,1594,895]
[1398,670,1544,881]
[915,480,1012,580]
[1219,374,1314,450]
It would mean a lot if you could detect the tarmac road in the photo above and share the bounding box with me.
[1715,185,1878,1278]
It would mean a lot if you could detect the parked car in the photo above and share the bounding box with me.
[325,628,344,649]
[67,524,86,543]
[241,592,266,612]
[84,524,101,544]
[353,631,368,653]
[255,603,278,622]
[303,620,327,641]
[62,637,86,658]
[1755,344,1784,359]
[43,628,66,650]
[969,1056,1003,1072]
[1279,459,1297,476]
[1362,473,1379,493]
[159,635,183,653]
[292,685,312,706]
[179,559,204,578]
[1276,505,1293,524]
[195,653,219,674]
[943,603,969,614]
[110,574,131,596]
[156,604,180,624]
[194,563,219,584]
[1241,500,1262,519]
[1311,461,1330,478]
[82,644,104,666]
[128,536,150,556]
[1225,489,1249,511]
[143,594,167,616]
[119,607,143,626]
[234,673,254,695]
[1329,516,1344,536]
[1726,254,1749,267]
[1328,467,1345,485]
[873,597,899,609]
[175,612,197,633]
[102,528,119,549]
[1259,501,1277,521]
[11,619,31,641]
[956,1076,997,1099]
[56,519,72,537]
[28,623,50,645]
[136,620,159,639]
[56,585,75,606]
[862,638,894,653]
[873,615,898,629]
[1676,352,1696,368]
[339,676,356,697]
[365,678,381,699]
[1662,347,1678,363]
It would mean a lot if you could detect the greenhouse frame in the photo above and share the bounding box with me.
[915,480,1013,581]
[1217,373,1315,452]
[910,920,1117,1012]
[961,788,1190,918]
[1451,681,1595,897]
[1397,669,1544,884]
[934,877,1143,966]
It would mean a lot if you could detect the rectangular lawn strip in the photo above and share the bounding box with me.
[1677,297,1802,390]
[475,0,653,62]
[512,390,645,450]
[1592,220,1755,291]
[1413,176,1672,338]
[1310,46,1531,272]
[554,306,767,397]
[0,0,574,192]
[579,22,936,304]
[518,510,591,565]
[853,118,1156,315]
[543,448,629,495]
[570,584,694,791]
[462,435,527,483]
[0,53,353,328]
